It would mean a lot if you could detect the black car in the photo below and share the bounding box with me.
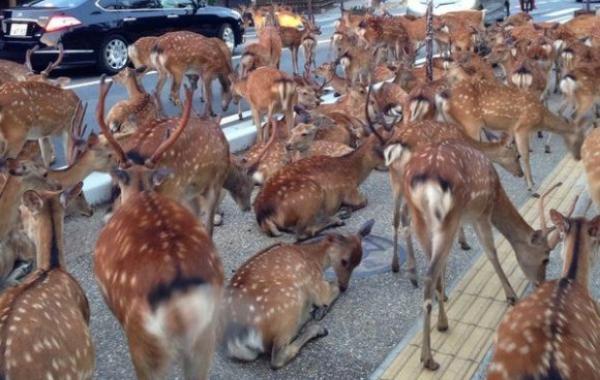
[0,0,244,73]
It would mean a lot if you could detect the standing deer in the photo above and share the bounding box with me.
[488,205,600,380]
[0,185,95,380]
[240,24,283,76]
[402,140,556,370]
[128,36,158,71]
[94,84,224,380]
[442,63,584,191]
[98,76,230,236]
[582,127,600,207]
[279,17,321,74]
[224,220,374,368]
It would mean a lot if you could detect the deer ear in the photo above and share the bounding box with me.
[358,219,375,238]
[151,167,173,188]
[588,215,600,238]
[22,190,44,213]
[550,209,569,233]
[111,168,130,186]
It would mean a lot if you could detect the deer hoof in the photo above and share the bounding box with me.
[459,242,471,251]
[437,321,449,332]
[537,131,543,139]
[316,326,329,339]
[545,145,551,154]
[312,305,328,321]
[422,357,440,371]
[213,213,223,226]
[391,261,400,273]
[531,192,540,198]
[507,296,517,306]
[408,269,418,288]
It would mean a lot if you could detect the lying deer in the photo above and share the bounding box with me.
[107,66,161,135]
[0,185,95,379]
[94,85,224,380]
[488,204,600,380]
[285,123,354,159]
[403,140,556,370]
[253,130,384,239]
[225,220,374,368]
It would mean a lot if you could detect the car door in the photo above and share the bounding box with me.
[157,0,197,34]
[119,0,166,41]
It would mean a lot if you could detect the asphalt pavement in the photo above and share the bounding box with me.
[52,0,599,379]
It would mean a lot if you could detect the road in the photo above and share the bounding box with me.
[53,0,597,379]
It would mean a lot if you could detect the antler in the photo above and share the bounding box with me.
[539,182,562,237]
[41,43,64,78]
[365,84,386,144]
[25,45,39,73]
[68,101,89,165]
[96,75,128,164]
[146,85,194,167]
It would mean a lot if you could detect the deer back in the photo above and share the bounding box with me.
[128,36,158,69]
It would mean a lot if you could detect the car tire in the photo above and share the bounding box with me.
[219,23,236,52]
[97,35,129,74]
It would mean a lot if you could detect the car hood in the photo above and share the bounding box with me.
[199,5,242,20]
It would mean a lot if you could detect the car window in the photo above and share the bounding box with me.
[25,0,87,7]
[109,0,161,8]
[159,0,193,8]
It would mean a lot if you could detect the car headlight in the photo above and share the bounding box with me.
[231,10,241,19]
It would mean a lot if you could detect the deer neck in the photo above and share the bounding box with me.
[35,197,65,270]
[491,186,535,247]
[542,110,573,135]
[342,139,380,184]
[47,155,97,188]
[0,177,26,240]
[126,77,145,98]
[300,239,331,272]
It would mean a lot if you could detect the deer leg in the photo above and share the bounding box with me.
[310,280,340,320]
[473,218,517,304]
[458,226,471,250]
[435,266,448,332]
[213,191,226,227]
[38,137,56,167]
[544,132,553,154]
[514,131,534,192]
[401,202,418,287]
[128,330,170,380]
[168,71,183,107]
[202,185,220,237]
[573,95,594,128]
[391,190,403,273]
[183,325,217,380]
[291,47,298,74]
[341,189,368,211]
[202,76,217,118]
[198,73,205,103]
[251,107,263,143]
[270,323,329,369]
[154,70,168,103]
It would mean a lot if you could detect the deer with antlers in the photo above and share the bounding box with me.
[152,33,234,117]
[402,139,557,370]
[488,199,600,380]
[94,84,224,380]
[98,76,230,236]
[0,184,95,380]
[107,66,161,135]
[441,63,584,192]
[279,16,321,74]
[225,220,374,368]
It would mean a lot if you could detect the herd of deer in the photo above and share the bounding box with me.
[0,2,599,379]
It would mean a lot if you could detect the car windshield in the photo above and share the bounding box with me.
[24,0,87,7]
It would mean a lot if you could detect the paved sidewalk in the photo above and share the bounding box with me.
[370,157,586,380]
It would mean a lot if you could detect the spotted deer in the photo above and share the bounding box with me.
[442,63,584,191]
[0,59,30,86]
[128,36,158,71]
[582,127,600,208]
[279,17,321,73]
[224,220,374,368]
[152,33,234,117]
[559,64,600,127]
[94,85,224,380]
[253,129,384,239]
[97,76,229,236]
[241,119,291,185]
[231,66,297,143]
[314,62,350,96]
[285,123,354,159]
[384,92,523,278]
[488,206,600,380]
[402,140,557,370]
[107,66,161,135]
[357,15,413,61]
[241,25,283,76]
[0,185,95,380]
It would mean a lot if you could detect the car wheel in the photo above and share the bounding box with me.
[219,23,235,52]
[98,35,129,74]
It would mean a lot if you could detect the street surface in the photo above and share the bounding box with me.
[52,0,599,379]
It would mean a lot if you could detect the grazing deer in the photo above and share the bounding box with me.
[128,36,158,71]
[582,127,600,208]
[225,220,374,368]
[0,185,95,380]
[0,77,82,166]
[442,63,584,191]
[94,84,224,380]
[403,140,556,370]
[107,66,161,134]
[215,155,253,225]
[152,33,234,117]
[488,205,600,380]
[97,76,229,236]
[279,17,321,74]
[253,129,384,239]
[231,67,297,143]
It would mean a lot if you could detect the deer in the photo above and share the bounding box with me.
[231,66,297,143]
[0,74,82,167]
[285,122,354,159]
[94,84,224,380]
[302,34,318,71]
[152,33,234,117]
[314,62,350,96]
[441,63,585,192]
[0,185,95,380]
[294,106,365,147]
[97,76,230,236]
[357,15,413,62]
[224,219,374,368]
[241,119,291,185]
[559,64,600,128]
[279,17,321,74]
[253,123,385,239]
[402,139,558,370]
[240,24,283,76]
[215,154,253,226]
[107,66,161,135]
[128,36,158,71]
[565,13,600,39]
[582,127,600,208]
[488,204,600,380]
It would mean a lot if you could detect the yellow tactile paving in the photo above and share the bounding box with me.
[374,157,585,380]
